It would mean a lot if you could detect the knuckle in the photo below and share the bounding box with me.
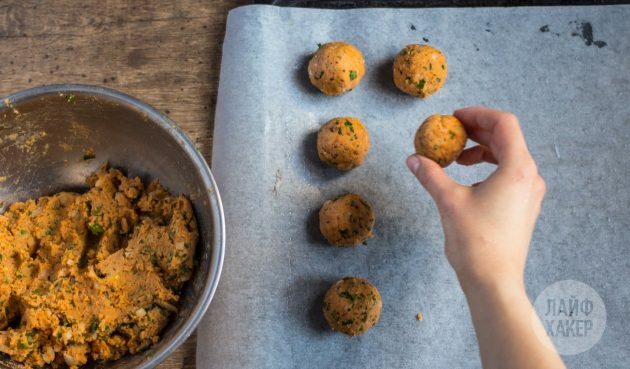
[526,159,539,175]
[500,112,519,125]
[513,159,538,179]
[534,176,547,196]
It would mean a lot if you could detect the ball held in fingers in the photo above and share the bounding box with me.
[414,114,467,167]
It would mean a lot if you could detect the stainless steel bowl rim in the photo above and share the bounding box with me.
[0,84,225,369]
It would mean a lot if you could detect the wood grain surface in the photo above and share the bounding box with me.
[0,1,248,368]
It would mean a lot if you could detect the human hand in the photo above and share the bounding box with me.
[406,107,546,292]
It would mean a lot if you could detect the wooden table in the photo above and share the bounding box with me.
[0,1,247,368]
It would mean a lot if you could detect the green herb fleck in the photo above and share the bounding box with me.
[349,70,357,81]
[32,288,43,296]
[449,130,456,140]
[179,266,191,277]
[88,222,104,236]
[317,43,324,49]
[17,342,28,350]
[25,331,36,338]
[435,77,441,83]
[429,63,432,70]
[340,291,356,302]
[89,316,100,333]
[315,70,324,80]
[441,64,445,70]
[344,119,354,133]
[20,229,28,235]
[65,94,76,103]
[417,79,426,91]
[91,205,102,216]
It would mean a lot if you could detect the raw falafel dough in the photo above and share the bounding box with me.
[393,44,448,98]
[0,166,197,368]
[317,117,370,171]
[414,114,467,167]
[323,277,382,336]
[308,42,365,96]
[319,194,374,247]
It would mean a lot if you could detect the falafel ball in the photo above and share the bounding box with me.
[319,193,374,247]
[414,114,467,167]
[393,44,448,98]
[323,277,382,336]
[308,42,365,96]
[317,117,370,171]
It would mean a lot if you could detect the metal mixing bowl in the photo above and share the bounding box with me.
[0,84,225,369]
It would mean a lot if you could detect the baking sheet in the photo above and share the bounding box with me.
[198,5,630,369]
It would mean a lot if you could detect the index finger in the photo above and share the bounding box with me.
[454,106,531,165]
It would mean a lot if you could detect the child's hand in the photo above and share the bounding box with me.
[406,107,546,291]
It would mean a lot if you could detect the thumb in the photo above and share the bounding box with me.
[406,154,459,202]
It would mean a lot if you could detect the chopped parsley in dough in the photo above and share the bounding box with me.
[393,44,448,98]
[308,41,365,96]
[319,194,374,247]
[414,114,468,167]
[0,165,198,368]
[323,277,382,336]
[317,117,370,171]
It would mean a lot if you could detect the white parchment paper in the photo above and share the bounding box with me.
[198,5,630,369]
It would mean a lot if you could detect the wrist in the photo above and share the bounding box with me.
[457,269,525,298]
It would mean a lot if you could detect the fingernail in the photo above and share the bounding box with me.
[406,155,421,173]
